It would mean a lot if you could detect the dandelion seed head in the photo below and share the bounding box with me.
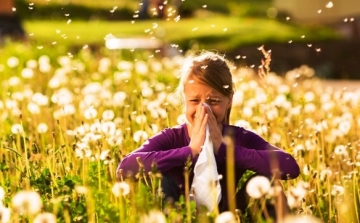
[215,211,237,223]
[75,185,88,195]
[33,212,57,223]
[246,176,271,199]
[0,186,5,201]
[7,56,19,68]
[11,124,24,134]
[84,107,98,120]
[102,110,115,121]
[133,130,149,143]
[331,185,344,195]
[334,145,348,156]
[0,206,11,223]
[12,191,42,215]
[112,182,130,197]
[8,76,21,86]
[280,214,323,223]
[21,68,34,79]
[140,210,166,223]
[37,123,49,134]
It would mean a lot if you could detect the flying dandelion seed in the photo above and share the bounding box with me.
[246,176,271,199]
[12,191,42,215]
[325,1,333,8]
[112,182,130,196]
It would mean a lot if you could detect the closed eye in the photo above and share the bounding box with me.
[208,99,221,104]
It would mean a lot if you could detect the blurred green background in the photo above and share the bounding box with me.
[2,0,360,78]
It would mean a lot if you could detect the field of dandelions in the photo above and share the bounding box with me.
[0,43,359,223]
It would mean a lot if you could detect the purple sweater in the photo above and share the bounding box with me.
[117,123,299,191]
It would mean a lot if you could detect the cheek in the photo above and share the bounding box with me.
[185,104,196,117]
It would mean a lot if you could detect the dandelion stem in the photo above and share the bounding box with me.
[225,134,236,213]
[20,121,31,178]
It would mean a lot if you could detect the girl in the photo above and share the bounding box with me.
[117,51,300,219]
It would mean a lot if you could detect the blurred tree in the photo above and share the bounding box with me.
[0,0,26,44]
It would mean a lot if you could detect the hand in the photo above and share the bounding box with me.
[203,104,223,155]
[189,104,208,156]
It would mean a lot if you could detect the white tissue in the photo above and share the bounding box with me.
[192,103,222,211]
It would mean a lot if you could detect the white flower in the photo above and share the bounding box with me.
[304,103,316,113]
[113,91,127,106]
[33,212,57,223]
[37,123,49,134]
[280,214,323,223]
[338,120,351,135]
[32,93,49,106]
[21,67,34,79]
[27,102,40,114]
[75,185,88,194]
[139,210,166,223]
[320,168,332,181]
[234,119,252,130]
[246,176,271,199]
[84,107,97,120]
[133,130,148,143]
[304,91,315,102]
[7,56,19,68]
[141,86,154,98]
[334,145,348,156]
[0,186,5,201]
[215,211,237,223]
[242,107,253,118]
[112,182,130,196]
[102,110,115,121]
[135,61,148,74]
[11,124,24,134]
[117,61,133,71]
[11,191,42,215]
[8,76,21,86]
[331,185,344,196]
[135,114,147,125]
[0,206,11,223]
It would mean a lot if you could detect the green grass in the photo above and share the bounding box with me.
[24,15,340,52]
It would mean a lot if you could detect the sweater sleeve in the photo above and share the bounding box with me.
[117,127,192,178]
[216,127,300,180]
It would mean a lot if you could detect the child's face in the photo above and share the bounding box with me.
[183,78,232,125]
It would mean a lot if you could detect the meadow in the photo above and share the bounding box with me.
[0,1,359,222]
[0,40,359,223]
